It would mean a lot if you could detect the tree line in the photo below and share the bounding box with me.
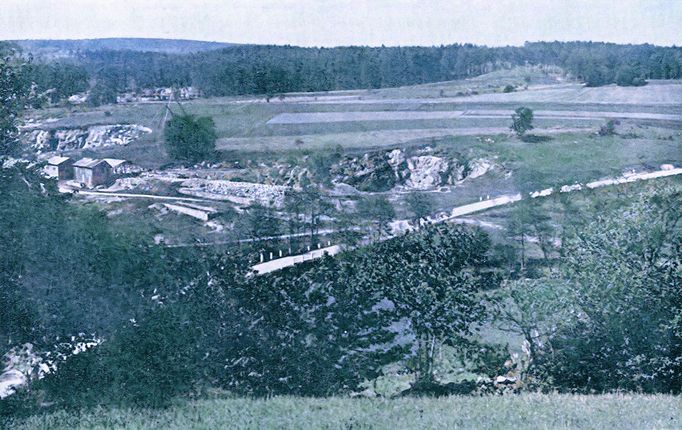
[13,41,682,104]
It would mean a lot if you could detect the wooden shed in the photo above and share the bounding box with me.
[103,158,130,175]
[73,158,111,188]
[44,156,73,180]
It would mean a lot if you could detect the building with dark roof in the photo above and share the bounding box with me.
[73,158,111,187]
[45,156,73,180]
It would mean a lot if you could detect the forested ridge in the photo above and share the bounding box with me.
[16,41,682,101]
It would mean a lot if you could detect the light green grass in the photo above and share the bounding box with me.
[8,394,682,430]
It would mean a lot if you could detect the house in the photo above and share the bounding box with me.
[44,156,73,180]
[103,158,130,175]
[73,158,111,187]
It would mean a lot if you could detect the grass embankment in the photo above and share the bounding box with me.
[8,394,682,430]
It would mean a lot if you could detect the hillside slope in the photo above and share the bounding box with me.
[9,38,234,57]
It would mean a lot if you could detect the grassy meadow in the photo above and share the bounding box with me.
[7,394,682,430]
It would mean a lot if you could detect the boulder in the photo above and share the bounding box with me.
[332,151,399,192]
[467,158,494,179]
[405,156,450,190]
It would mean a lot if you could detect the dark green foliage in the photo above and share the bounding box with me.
[164,113,217,162]
[357,196,396,239]
[503,84,516,93]
[0,278,36,348]
[243,256,406,396]
[24,62,88,103]
[245,203,281,239]
[0,45,30,156]
[598,119,619,136]
[527,187,682,393]
[615,65,647,87]
[26,42,682,97]
[87,81,117,107]
[511,107,534,137]
[38,307,203,408]
[34,223,493,406]
[365,224,493,383]
[405,192,435,224]
[282,187,334,248]
[0,164,205,344]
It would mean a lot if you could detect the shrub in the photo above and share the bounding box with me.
[528,188,682,393]
[510,107,534,137]
[164,113,216,162]
[598,119,619,136]
[615,65,647,87]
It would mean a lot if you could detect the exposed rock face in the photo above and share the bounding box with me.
[332,148,496,191]
[467,158,494,179]
[332,151,404,192]
[178,179,287,207]
[278,165,312,188]
[406,156,454,190]
[22,124,152,153]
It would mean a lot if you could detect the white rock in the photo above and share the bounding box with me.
[405,156,449,190]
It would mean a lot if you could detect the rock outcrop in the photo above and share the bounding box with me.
[331,151,404,192]
[332,148,496,191]
[22,124,152,153]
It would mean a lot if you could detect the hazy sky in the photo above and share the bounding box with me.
[1,0,681,47]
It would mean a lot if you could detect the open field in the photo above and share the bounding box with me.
[7,394,682,430]
[22,68,682,250]
[27,70,682,163]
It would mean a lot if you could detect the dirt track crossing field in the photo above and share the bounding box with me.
[267,109,681,125]
[267,111,466,124]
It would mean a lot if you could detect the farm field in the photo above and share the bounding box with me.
[21,68,682,248]
[7,394,682,430]
[28,69,682,163]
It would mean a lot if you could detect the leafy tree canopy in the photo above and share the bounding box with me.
[164,111,216,162]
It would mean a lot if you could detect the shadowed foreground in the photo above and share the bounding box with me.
[7,394,682,430]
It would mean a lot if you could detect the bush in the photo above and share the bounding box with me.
[510,107,534,137]
[37,306,205,408]
[164,113,216,162]
[598,119,619,136]
[615,66,647,87]
[528,188,682,393]
[87,82,117,107]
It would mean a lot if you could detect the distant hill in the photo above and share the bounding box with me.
[9,38,234,57]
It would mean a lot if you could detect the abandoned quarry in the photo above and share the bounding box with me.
[2,22,682,430]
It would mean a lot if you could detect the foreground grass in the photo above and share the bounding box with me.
[7,394,682,430]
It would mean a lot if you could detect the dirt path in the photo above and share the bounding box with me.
[67,189,209,202]
[251,245,343,275]
[267,109,681,125]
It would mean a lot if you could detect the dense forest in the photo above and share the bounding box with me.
[15,41,682,101]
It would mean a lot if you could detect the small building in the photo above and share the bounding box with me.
[103,158,130,175]
[44,156,73,180]
[73,158,111,187]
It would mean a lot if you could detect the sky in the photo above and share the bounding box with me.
[1,0,681,47]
